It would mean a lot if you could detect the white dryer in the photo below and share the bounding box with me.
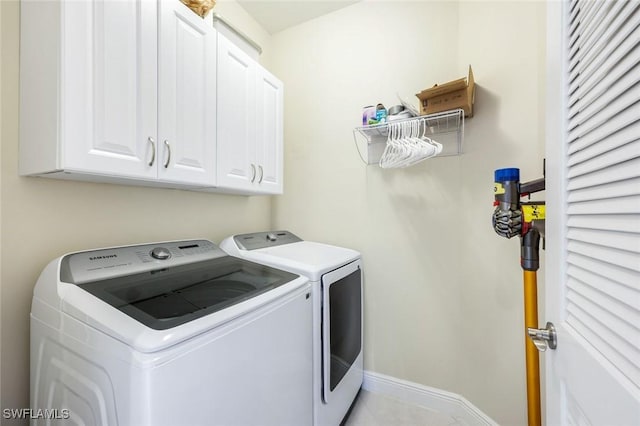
[220,231,363,426]
[31,239,312,426]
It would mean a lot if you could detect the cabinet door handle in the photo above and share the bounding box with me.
[163,140,171,168]
[148,137,156,167]
[258,165,264,183]
[250,164,256,183]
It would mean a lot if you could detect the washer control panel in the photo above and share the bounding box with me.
[60,239,224,284]
[233,231,302,250]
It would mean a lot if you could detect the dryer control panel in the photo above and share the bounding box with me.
[60,239,225,284]
[233,231,302,250]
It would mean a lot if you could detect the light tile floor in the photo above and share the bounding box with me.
[344,390,466,426]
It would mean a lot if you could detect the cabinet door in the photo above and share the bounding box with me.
[255,66,284,194]
[216,33,256,191]
[158,1,216,186]
[62,0,157,179]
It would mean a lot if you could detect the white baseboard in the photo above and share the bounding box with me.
[362,371,498,426]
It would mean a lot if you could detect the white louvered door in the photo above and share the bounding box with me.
[546,1,640,425]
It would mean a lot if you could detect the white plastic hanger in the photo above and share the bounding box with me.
[379,117,443,168]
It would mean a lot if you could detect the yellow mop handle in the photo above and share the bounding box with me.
[523,270,541,426]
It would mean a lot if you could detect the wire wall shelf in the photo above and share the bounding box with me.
[353,108,465,167]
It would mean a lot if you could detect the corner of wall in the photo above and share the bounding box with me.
[209,1,273,66]
[363,371,498,426]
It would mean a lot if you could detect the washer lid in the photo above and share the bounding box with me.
[226,240,360,281]
[76,256,298,330]
[233,230,302,250]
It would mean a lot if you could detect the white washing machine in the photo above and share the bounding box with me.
[220,231,363,426]
[30,239,312,426]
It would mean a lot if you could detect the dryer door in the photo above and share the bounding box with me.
[321,260,362,403]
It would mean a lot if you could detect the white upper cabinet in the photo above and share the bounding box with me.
[65,0,158,179]
[20,0,216,187]
[20,0,158,179]
[216,33,257,192]
[20,0,282,195]
[216,33,284,195]
[158,1,216,186]
[255,67,284,194]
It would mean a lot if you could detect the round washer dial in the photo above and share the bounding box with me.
[150,247,171,260]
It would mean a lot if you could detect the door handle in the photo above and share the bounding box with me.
[250,164,256,183]
[527,322,557,352]
[148,137,156,167]
[163,140,171,168]
[258,165,264,183]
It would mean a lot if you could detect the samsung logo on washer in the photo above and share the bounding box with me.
[89,254,117,261]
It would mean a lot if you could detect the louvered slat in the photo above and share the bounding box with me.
[567,267,639,317]
[568,1,615,61]
[569,1,594,35]
[567,283,640,358]
[569,1,639,77]
[568,214,640,234]
[569,30,640,109]
[569,3,639,98]
[568,240,639,272]
[568,139,640,178]
[569,0,603,47]
[568,252,639,299]
[565,0,640,391]
[566,157,640,190]
[569,1,637,78]
[569,60,640,125]
[566,300,640,385]
[569,88,639,138]
[569,1,581,30]
[568,121,639,166]
[567,105,639,148]
[567,194,640,215]
[567,228,639,253]
[568,177,640,202]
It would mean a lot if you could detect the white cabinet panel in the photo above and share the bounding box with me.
[256,66,284,194]
[158,2,216,185]
[61,0,157,178]
[216,33,256,191]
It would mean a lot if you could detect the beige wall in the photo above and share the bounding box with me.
[269,1,546,424]
[0,0,272,415]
